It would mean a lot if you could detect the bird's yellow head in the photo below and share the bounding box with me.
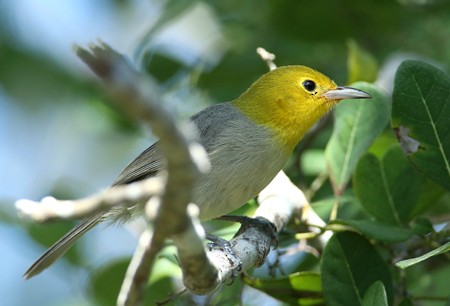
[233,65,370,153]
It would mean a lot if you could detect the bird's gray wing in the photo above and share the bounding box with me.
[112,103,239,186]
[112,142,166,186]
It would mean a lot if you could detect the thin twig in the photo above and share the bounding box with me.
[15,177,163,222]
[117,228,158,306]
[305,170,329,200]
[256,47,277,71]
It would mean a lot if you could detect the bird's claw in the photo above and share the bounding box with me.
[206,234,242,283]
[217,215,279,248]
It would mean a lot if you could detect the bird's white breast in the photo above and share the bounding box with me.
[191,103,289,220]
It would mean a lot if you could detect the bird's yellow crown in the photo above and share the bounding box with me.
[233,65,340,153]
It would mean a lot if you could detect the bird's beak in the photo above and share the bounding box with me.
[322,86,371,100]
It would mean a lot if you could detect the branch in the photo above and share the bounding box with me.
[15,177,163,222]
[74,42,212,306]
[179,171,311,294]
[256,47,277,71]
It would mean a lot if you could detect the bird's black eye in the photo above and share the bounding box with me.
[302,80,316,92]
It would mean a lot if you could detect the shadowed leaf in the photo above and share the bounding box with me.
[353,145,421,225]
[392,60,450,191]
[330,219,412,242]
[321,232,393,306]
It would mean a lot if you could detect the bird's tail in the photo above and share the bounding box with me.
[23,214,102,279]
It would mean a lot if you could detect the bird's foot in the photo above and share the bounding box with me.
[216,215,278,248]
[206,233,242,282]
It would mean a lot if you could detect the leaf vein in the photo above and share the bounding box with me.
[337,240,362,303]
[412,75,450,180]
[380,165,402,225]
[338,103,363,193]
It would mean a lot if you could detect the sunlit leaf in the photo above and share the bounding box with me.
[392,60,450,191]
[243,272,324,305]
[325,82,391,195]
[347,39,378,84]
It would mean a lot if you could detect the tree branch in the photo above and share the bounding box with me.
[74,42,213,306]
[15,177,163,222]
[16,44,331,305]
[179,171,314,294]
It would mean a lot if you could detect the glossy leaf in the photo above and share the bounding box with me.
[392,60,450,191]
[325,82,390,195]
[330,219,412,242]
[347,39,378,84]
[243,272,324,305]
[362,281,388,306]
[395,241,450,269]
[321,232,393,306]
[353,145,422,225]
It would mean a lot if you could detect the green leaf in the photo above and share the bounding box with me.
[325,82,390,195]
[392,60,450,191]
[397,298,414,306]
[330,219,412,242]
[410,178,446,218]
[311,192,362,222]
[301,149,326,176]
[353,145,422,225]
[361,281,388,306]
[347,39,378,84]
[321,232,393,306]
[89,258,130,306]
[395,241,450,269]
[90,258,175,305]
[243,272,324,305]
[410,217,435,236]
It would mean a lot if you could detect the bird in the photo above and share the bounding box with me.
[24,65,371,279]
